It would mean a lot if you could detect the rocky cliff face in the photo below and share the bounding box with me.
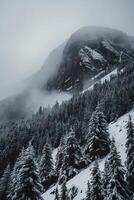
[46,26,134,93]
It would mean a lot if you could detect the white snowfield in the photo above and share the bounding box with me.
[43,108,134,200]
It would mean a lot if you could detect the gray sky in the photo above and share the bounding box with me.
[0,0,134,99]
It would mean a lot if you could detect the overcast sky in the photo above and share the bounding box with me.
[0,0,134,99]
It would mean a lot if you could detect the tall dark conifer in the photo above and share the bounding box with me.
[85,181,91,200]
[60,127,83,179]
[107,138,130,200]
[60,180,69,200]
[54,122,64,148]
[40,142,54,189]
[55,136,66,177]
[90,160,104,200]
[12,143,44,200]
[103,159,110,198]
[126,115,134,193]
[7,148,25,200]
[85,106,110,161]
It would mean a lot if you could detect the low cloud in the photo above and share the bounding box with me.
[27,89,72,114]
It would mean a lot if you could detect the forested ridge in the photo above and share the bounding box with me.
[0,62,134,199]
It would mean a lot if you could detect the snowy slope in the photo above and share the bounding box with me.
[43,108,134,200]
[100,68,117,83]
[43,158,106,200]
[109,109,134,163]
[52,148,58,164]
[82,68,117,93]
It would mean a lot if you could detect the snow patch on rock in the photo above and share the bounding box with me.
[102,40,119,55]
[79,46,105,66]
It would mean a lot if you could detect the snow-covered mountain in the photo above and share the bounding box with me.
[46,26,134,93]
[0,26,134,121]
[0,26,134,200]
[43,108,134,200]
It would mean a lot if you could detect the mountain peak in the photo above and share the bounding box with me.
[46,26,134,93]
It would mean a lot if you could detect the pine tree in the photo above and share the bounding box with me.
[12,143,44,200]
[103,159,110,198]
[85,106,110,161]
[55,136,66,176]
[0,164,11,200]
[54,186,59,200]
[39,106,43,115]
[60,127,83,179]
[40,142,54,189]
[82,108,91,137]
[126,115,134,193]
[54,122,64,148]
[60,180,69,200]
[90,160,104,200]
[85,181,91,200]
[107,138,130,200]
[7,148,25,200]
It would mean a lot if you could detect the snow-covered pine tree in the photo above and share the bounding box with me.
[55,136,66,177]
[40,142,54,190]
[103,159,110,198]
[0,164,11,200]
[60,127,83,179]
[85,181,91,200]
[7,148,25,200]
[107,138,130,200]
[60,180,69,200]
[84,105,110,161]
[82,108,91,138]
[54,121,64,148]
[90,160,104,200]
[126,115,134,193]
[12,143,44,200]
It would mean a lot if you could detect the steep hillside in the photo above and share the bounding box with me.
[82,68,118,92]
[43,108,134,200]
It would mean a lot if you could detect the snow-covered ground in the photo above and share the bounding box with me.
[82,68,117,93]
[52,148,58,164]
[100,68,117,83]
[109,109,134,163]
[43,108,134,200]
